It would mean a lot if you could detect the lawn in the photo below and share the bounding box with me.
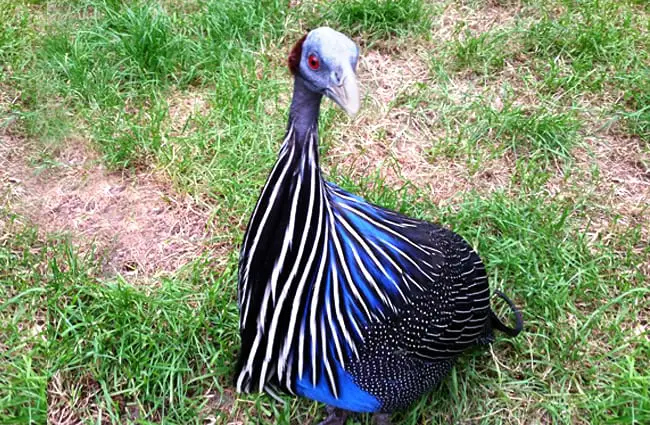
[1,0,649,424]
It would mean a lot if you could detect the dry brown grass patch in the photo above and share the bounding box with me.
[361,49,429,107]
[48,372,103,425]
[325,49,432,190]
[576,134,650,232]
[540,132,650,278]
[48,372,156,425]
[166,88,211,137]
[320,0,546,203]
[1,135,225,277]
[325,46,516,205]
[433,1,525,43]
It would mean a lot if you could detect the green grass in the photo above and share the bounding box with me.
[619,70,650,142]
[1,217,49,424]
[1,0,650,424]
[430,100,579,161]
[48,259,237,422]
[317,0,432,41]
[392,82,580,189]
[445,0,650,140]
[404,192,649,424]
[451,29,514,75]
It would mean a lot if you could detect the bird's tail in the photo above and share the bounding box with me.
[490,290,523,337]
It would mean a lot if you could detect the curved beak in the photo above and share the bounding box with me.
[326,68,360,117]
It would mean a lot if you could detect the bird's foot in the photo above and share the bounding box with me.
[372,413,393,425]
[316,406,349,425]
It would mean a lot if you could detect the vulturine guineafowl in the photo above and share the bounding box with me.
[234,27,523,424]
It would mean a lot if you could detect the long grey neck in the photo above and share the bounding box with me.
[288,75,323,142]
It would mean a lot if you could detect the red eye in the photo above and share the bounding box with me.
[308,54,320,70]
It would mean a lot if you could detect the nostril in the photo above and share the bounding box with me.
[332,70,342,85]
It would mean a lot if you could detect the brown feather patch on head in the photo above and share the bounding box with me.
[288,33,308,74]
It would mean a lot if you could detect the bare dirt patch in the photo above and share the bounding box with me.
[582,135,650,224]
[1,135,224,277]
[434,1,526,43]
[48,372,161,425]
[166,88,211,137]
[567,134,650,267]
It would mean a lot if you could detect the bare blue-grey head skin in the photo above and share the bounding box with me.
[289,27,360,139]
[300,27,360,115]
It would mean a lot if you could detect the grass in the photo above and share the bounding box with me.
[1,216,48,424]
[47,257,237,422]
[1,0,649,424]
[451,29,513,75]
[317,0,432,41]
[444,0,650,139]
[428,99,580,161]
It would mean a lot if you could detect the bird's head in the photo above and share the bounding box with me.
[288,27,360,116]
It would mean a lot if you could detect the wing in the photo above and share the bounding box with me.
[326,182,492,360]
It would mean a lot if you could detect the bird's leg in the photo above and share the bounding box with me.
[317,406,349,425]
[372,413,393,425]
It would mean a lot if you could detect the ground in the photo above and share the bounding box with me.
[0,0,649,424]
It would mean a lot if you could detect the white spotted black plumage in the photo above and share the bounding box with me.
[344,224,495,411]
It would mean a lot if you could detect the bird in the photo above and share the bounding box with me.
[234,27,523,425]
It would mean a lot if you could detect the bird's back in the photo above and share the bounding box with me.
[323,183,497,411]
